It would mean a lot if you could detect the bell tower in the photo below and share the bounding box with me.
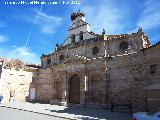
[63,10,96,45]
[69,10,91,33]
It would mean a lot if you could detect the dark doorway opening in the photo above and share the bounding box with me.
[69,74,80,104]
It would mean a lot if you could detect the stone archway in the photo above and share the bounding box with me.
[69,74,80,104]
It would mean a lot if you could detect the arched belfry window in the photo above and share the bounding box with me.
[79,31,83,41]
[71,34,75,43]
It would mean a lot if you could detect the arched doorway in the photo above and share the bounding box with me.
[69,74,80,104]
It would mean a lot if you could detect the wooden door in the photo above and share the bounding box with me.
[69,74,80,104]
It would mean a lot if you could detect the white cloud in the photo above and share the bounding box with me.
[35,9,62,34]
[136,0,160,30]
[0,35,9,43]
[0,46,40,64]
[24,9,62,34]
[73,0,130,34]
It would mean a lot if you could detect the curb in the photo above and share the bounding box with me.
[0,105,74,120]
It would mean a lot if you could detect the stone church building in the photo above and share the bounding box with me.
[30,11,160,111]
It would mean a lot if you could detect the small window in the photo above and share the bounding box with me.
[60,55,65,61]
[19,75,25,76]
[19,83,24,85]
[92,47,99,55]
[150,64,158,74]
[79,31,83,41]
[71,34,75,43]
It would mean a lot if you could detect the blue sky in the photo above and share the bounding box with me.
[0,0,160,64]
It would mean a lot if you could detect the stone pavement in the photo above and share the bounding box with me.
[0,102,132,120]
[0,107,64,120]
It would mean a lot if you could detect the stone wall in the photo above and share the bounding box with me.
[32,41,160,110]
[41,31,148,69]
[30,68,54,102]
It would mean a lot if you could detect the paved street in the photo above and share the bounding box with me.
[0,102,132,120]
[0,107,63,120]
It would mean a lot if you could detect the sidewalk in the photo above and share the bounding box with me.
[0,102,132,120]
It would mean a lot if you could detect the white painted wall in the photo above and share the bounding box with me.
[69,24,90,35]
[0,68,33,103]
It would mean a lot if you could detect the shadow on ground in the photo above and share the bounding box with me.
[46,105,132,120]
[0,103,132,120]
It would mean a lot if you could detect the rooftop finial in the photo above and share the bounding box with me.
[138,27,143,33]
[102,29,105,35]
[55,43,59,51]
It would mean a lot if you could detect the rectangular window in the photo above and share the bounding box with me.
[150,64,158,74]
[19,75,25,76]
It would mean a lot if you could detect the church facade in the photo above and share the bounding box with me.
[30,11,160,111]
